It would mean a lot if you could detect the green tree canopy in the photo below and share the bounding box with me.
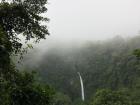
[0,1,54,105]
[9,71,54,105]
[0,0,49,52]
[52,92,72,105]
[90,89,131,105]
[0,0,49,75]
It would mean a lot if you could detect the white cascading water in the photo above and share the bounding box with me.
[77,72,85,101]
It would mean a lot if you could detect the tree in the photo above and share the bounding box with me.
[0,0,49,50]
[0,0,53,105]
[52,92,72,105]
[133,49,140,59]
[90,89,131,105]
[0,71,55,105]
[0,0,49,74]
[9,71,55,105]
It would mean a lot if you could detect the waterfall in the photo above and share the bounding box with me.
[77,72,85,101]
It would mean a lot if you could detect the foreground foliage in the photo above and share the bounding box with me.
[0,71,54,105]
[0,0,54,105]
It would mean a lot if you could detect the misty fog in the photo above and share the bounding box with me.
[2,0,140,104]
[20,35,140,102]
[46,0,140,41]
[29,0,140,56]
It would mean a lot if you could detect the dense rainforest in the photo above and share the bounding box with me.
[21,36,140,105]
[1,0,140,105]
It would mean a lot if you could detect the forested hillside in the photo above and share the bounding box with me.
[21,36,140,105]
[1,0,140,105]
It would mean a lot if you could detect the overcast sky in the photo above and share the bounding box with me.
[44,0,140,42]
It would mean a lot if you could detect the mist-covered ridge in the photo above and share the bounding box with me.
[19,35,140,104]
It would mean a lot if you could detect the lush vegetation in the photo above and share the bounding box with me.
[1,0,140,105]
[0,0,55,105]
[90,89,131,105]
[22,36,140,105]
